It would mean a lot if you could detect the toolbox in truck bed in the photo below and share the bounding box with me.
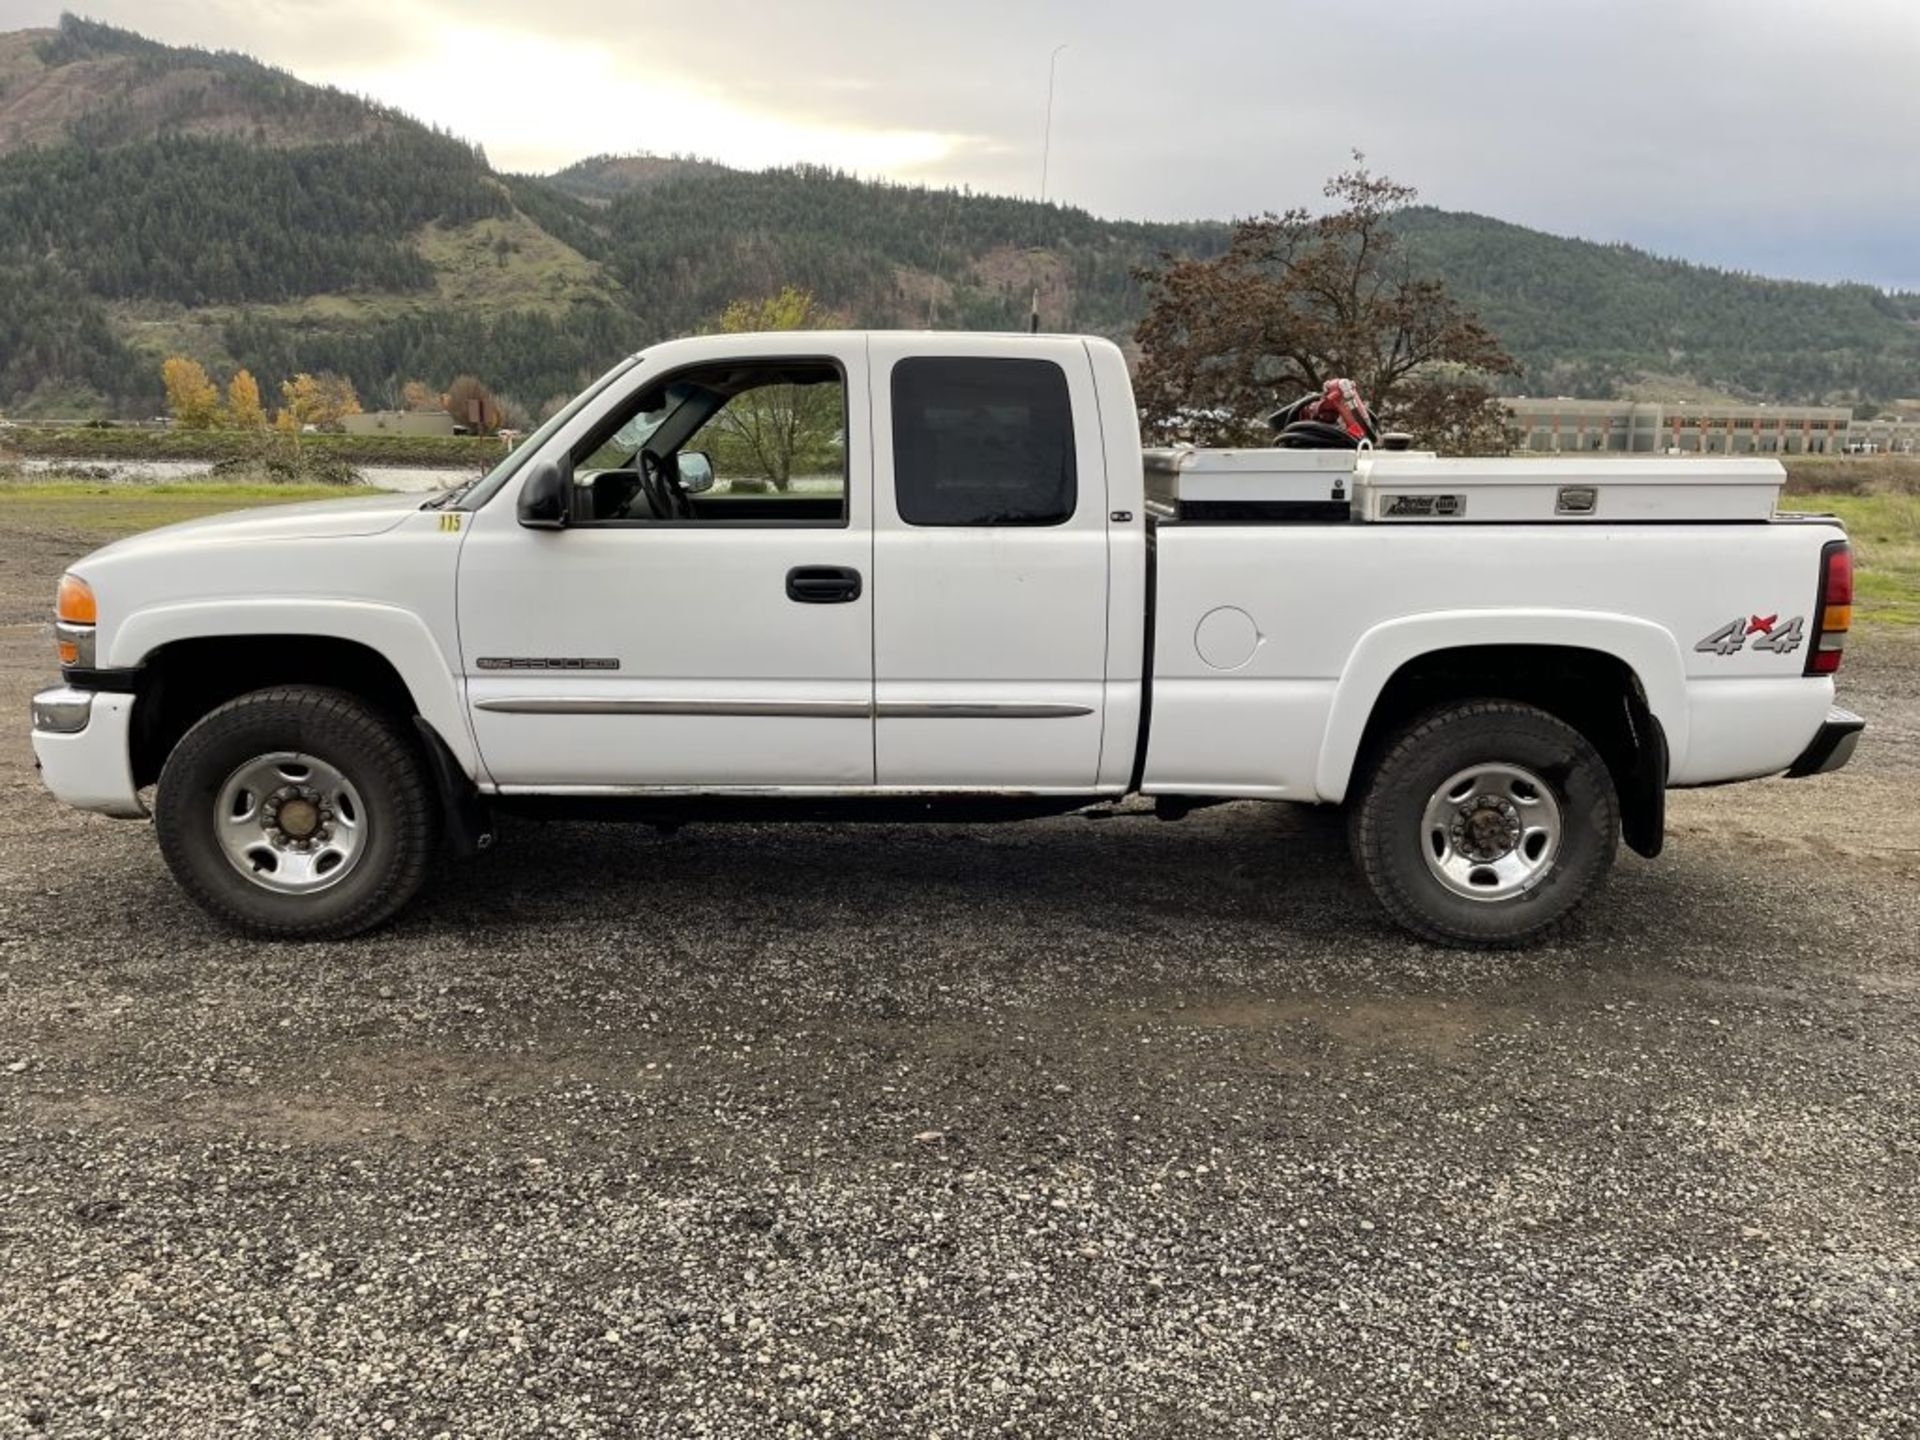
[1143,448,1354,521]
[1357,454,1784,524]
[1143,446,1784,525]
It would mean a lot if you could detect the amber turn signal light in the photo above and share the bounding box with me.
[56,574,96,625]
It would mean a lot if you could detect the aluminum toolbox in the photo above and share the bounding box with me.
[1143,447,1356,521]
[1355,455,1784,524]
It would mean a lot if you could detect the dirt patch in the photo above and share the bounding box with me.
[970,245,1074,328]
[24,1090,443,1145]
[1127,994,1486,1058]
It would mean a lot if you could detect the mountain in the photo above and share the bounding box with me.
[0,16,626,418]
[578,162,1230,339]
[1392,209,1920,405]
[0,14,1915,422]
[0,20,400,152]
[545,153,738,204]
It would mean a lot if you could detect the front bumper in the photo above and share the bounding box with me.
[29,685,146,818]
[1785,707,1865,779]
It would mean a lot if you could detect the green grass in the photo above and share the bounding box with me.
[1781,454,1920,498]
[1793,491,1920,627]
[1,425,501,468]
[0,477,375,536]
[411,211,618,313]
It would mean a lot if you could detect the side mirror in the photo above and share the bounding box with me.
[675,450,715,495]
[517,460,569,529]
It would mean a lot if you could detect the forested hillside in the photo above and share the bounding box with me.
[0,14,1914,420]
[0,132,503,303]
[546,153,736,202]
[0,18,623,415]
[1393,209,1920,405]
[585,164,1230,338]
[0,16,402,152]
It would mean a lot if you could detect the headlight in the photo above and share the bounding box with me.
[56,574,96,624]
[55,574,96,668]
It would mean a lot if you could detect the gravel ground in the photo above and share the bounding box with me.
[2,521,1918,1438]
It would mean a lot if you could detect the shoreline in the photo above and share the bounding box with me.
[0,427,501,471]
[4,456,466,494]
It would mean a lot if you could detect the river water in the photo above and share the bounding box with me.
[15,457,467,494]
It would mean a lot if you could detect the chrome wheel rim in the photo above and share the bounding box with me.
[1420,762,1562,902]
[214,752,366,895]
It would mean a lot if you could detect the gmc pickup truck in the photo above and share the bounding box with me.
[31,331,1864,945]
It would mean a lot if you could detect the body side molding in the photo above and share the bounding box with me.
[472,697,1094,720]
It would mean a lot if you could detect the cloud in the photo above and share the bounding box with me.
[300,21,969,176]
[6,0,1918,286]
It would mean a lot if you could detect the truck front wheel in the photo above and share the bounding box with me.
[154,686,437,939]
[1350,700,1618,946]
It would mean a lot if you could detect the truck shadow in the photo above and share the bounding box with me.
[368,813,1839,1035]
[388,799,1728,980]
[415,802,1371,935]
[77,793,1827,1020]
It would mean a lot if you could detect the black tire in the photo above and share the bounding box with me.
[154,686,436,940]
[1349,700,1618,947]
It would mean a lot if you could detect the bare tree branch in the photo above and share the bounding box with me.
[1134,164,1518,452]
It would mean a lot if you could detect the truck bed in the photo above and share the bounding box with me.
[1138,478,1843,802]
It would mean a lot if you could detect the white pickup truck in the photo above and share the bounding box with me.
[31,331,1863,945]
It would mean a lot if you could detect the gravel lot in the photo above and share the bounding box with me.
[3,518,1918,1438]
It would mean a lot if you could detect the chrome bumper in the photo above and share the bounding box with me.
[31,685,95,734]
[1785,707,1865,779]
[30,685,146,818]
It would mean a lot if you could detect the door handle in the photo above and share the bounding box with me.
[786,565,863,604]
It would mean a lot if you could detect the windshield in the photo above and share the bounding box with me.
[446,353,645,511]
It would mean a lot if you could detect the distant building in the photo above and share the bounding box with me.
[1503,398,1853,455]
[343,409,457,437]
[1843,414,1920,455]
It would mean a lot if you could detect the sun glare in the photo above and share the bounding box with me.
[308,26,961,177]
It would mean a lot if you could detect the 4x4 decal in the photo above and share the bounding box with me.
[1696,614,1804,656]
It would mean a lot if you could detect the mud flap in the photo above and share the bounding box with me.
[412,717,494,858]
[1619,704,1667,859]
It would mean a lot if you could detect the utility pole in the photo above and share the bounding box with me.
[1031,43,1067,335]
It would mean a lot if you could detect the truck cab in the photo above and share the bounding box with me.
[458,331,1140,795]
[30,331,1863,946]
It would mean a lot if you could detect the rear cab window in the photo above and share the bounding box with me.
[890,357,1077,526]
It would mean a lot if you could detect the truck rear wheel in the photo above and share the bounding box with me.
[1350,700,1618,946]
[154,686,436,940]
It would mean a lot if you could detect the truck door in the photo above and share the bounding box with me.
[456,341,874,789]
[868,336,1110,790]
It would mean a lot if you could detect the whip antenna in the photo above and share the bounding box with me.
[927,184,958,328]
[1030,43,1067,334]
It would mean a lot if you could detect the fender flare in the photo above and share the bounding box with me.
[1312,609,1689,803]
[109,598,480,777]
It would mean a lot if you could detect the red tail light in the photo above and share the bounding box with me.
[1805,539,1852,676]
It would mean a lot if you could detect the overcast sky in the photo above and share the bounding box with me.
[5,0,1917,288]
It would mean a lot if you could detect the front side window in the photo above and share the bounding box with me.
[456,354,643,511]
[571,360,847,525]
[891,357,1076,526]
